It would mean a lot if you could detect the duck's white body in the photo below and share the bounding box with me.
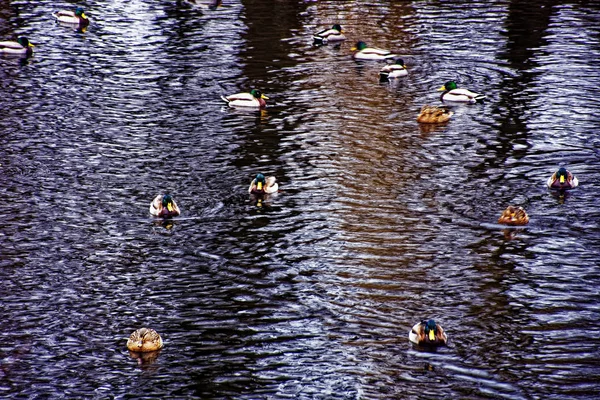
[440,88,485,103]
[313,28,345,43]
[379,63,408,78]
[353,47,397,61]
[221,92,267,109]
[149,195,181,217]
[0,39,33,56]
[52,10,89,26]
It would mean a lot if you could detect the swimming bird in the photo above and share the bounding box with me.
[547,167,578,190]
[180,0,222,10]
[313,24,345,44]
[498,205,529,226]
[52,7,90,27]
[438,81,486,103]
[149,194,181,217]
[416,105,453,124]
[379,58,408,80]
[221,89,268,109]
[351,41,397,61]
[0,37,34,57]
[409,319,447,347]
[127,328,163,353]
[248,173,278,195]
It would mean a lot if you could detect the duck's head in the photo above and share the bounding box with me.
[162,194,176,213]
[394,58,405,66]
[438,81,458,92]
[424,319,438,341]
[17,37,34,48]
[332,24,343,32]
[351,41,368,51]
[250,89,268,100]
[75,7,87,18]
[254,173,266,191]
[555,167,569,184]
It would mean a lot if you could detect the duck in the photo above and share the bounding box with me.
[379,58,408,80]
[313,24,345,44]
[0,37,34,57]
[149,194,181,217]
[547,167,578,190]
[416,105,454,124]
[409,319,447,347]
[351,41,397,61]
[221,89,268,109]
[52,7,90,27]
[248,173,278,195]
[498,205,529,226]
[127,328,164,353]
[438,81,486,103]
[180,0,222,10]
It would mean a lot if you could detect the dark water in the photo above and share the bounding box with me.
[1,0,600,398]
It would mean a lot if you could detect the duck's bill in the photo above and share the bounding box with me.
[257,182,263,191]
[261,94,269,100]
[428,330,435,341]
[437,85,446,91]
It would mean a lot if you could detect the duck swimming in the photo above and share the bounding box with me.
[149,194,181,217]
[416,105,454,124]
[127,328,163,353]
[379,58,408,80]
[438,81,486,103]
[52,7,90,27]
[0,37,34,57]
[547,167,578,190]
[313,24,345,44]
[498,205,529,226]
[221,89,268,109]
[409,319,447,347]
[248,173,278,195]
[351,41,397,61]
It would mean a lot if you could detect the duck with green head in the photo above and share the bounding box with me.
[313,24,346,44]
[52,7,90,27]
[351,41,397,61]
[248,173,278,195]
[409,319,447,347]
[150,194,181,217]
[438,80,486,103]
[379,58,408,81]
[221,89,268,109]
[547,167,578,190]
[0,37,34,57]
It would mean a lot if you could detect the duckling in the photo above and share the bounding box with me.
[313,24,345,44]
[416,105,454,124]
[547,167,578,190]
[0,37,34,57]
[127,328,163,352]
[248,173,278,195]
[409,319,447,347]
[438,80,486,103]
[379,58,408,81]
[498,205,529,226]
[221,89,268,109]
[52,7,90,27]
[351,41,397,61]
[149,194,181,217]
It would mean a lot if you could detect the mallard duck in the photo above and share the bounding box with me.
[248,173,278,195]
[351,41,397,61]
[498,205,529,226]
[438,81,486,103]
[221,89,268,109]
[180,0,222,10]
[409,319,447,347]
[379,58,408,80]
[547,167,578,190]
[0,37,34,56]
[313,24,345,44]
[52,7,90,27]
[416,105,454,124]
[149,194,181,217]
[127,328,163,353]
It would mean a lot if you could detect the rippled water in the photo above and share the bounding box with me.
[1,0,600,398]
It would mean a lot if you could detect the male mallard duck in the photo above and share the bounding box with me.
[248,173,278,195]
[127,328,164,353]
[149,194,181,217]
[180,0,222,10]
[0,37,34,56]
[498,205,529,226]
[313,24,345,44]
[438,80,486,103]
[351,41,397,61]
[379,58,408,80]
[409,319,447,347]
[221,89,268,109]
[547,167,578,190]
[52,7,90,27]
[416,105,454,124]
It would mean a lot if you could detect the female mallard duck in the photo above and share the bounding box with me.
[221,89,268,109]
[0,37,34,56]
[416,105,454,124]
[547,167,578,190]
[351,41,397,61]
[149,194,181,217]
[52,7,90,27]
[127,328,163,352]
[248,173,278,195]
[379,58,408,81]
[313,24,345,44]
[438,80,486,103]
[498,205,529,226]
[409,319,447,347]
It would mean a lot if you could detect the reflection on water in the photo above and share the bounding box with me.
[1,0,600,399]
